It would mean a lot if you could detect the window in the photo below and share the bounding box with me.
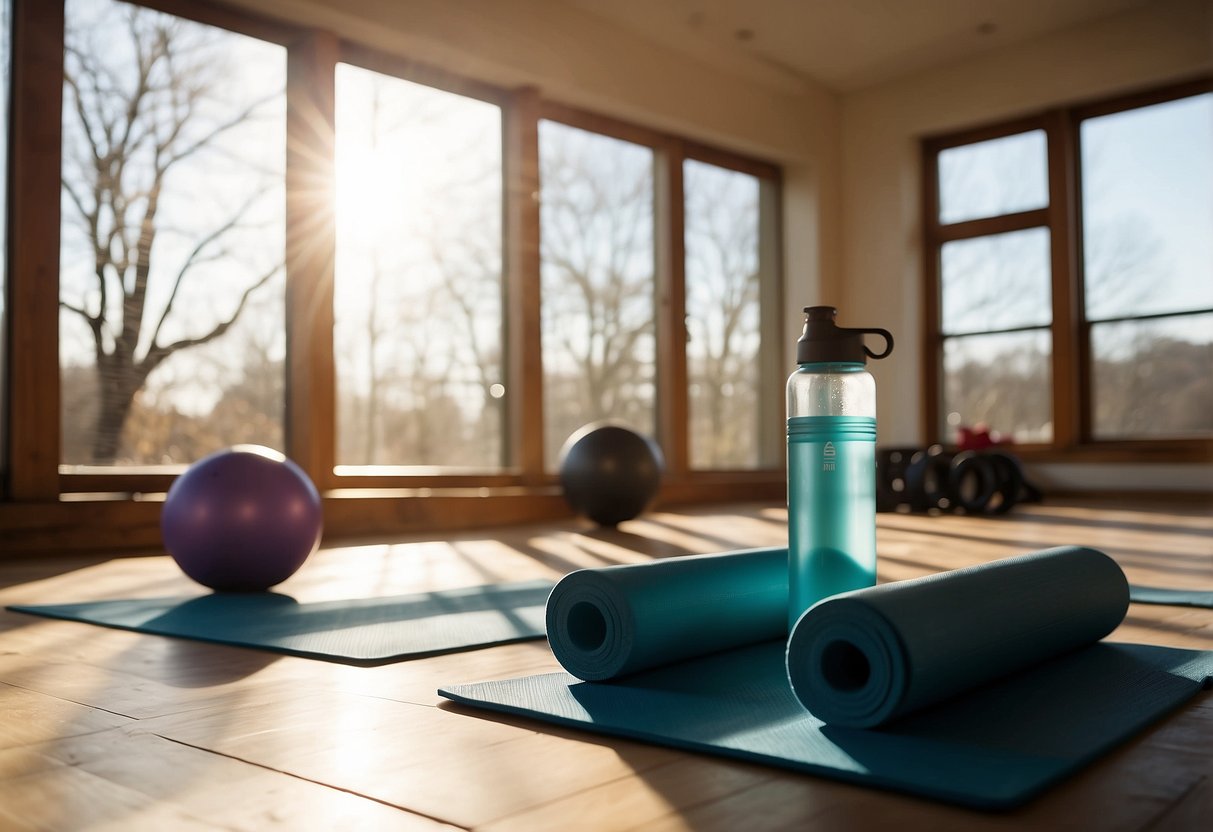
[684,158,780,469]
[539,120,656,467]
[923,79,1213,455]
[334,62,504,470]
[1080,94,1213,440]
[59,0,286,468]
[937,129,1048,224]
[938,226,1053,443]
[2,0,784,547]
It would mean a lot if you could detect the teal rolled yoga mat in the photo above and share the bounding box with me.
[786,546,1129,728]
[545,547,786,681]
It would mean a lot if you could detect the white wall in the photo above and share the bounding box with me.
[840,0,1213,491]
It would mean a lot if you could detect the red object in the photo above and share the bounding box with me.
[957,424,999,451]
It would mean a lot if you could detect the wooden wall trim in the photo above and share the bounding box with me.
[683,141,781,181]
[285,30,339,487]
[123,0,306,45]
[504,86,545,482]
[1046,109,1081,448]
[756,176,785,469]
[539,101,672,151]
[0,492,571,557]
[338,41,510,107]
[0,475,790,557]
[655,140,689,477]
[6,0,63,501]
[931,209,1048,243]
[921,113,1048,153]
[919,139,942,446]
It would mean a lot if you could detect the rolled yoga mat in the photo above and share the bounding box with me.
[442,546,1213,809]
[786,546,1128,728]
[545,547,787,681]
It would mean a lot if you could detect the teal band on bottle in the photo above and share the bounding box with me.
[788,415,877,441]
[786,415,877,626]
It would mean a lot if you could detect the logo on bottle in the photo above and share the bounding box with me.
[822,441,836,472]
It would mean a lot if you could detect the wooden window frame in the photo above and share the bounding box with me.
[537,104,786,489]
[922,76,1213,464]
[1,0,785,553]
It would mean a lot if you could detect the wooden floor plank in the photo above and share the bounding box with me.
[479,755,771,832]
[0,682,133,750]
[0,763,218,832]
[0,726,454,831]
[135,687,679,827]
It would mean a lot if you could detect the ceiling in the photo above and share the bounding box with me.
[564,0,1159,92]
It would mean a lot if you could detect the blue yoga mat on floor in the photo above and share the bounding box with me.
[440,547,1213,809]
[10,580,552,665]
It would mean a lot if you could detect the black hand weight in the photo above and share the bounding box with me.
[903,445,955,512]
[886,446,1036,515]
[876,447,920,512]
[948,451,999,514]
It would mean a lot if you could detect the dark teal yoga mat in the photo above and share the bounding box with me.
[440,546,1213,809]
[1129,585,1213,608]
[786,547,1130,728]
[545,547,787,680]
[10,580,552,665]
[441,639,1213,810]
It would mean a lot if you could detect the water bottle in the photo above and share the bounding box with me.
[787,306,893,628]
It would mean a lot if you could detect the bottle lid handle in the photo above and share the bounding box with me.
[860,328,894,360]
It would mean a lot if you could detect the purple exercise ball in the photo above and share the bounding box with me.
[161,445,323,592]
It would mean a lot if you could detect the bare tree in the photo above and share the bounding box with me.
[684,162,762,468]
[540,124,655,461]
[59,2,281,463]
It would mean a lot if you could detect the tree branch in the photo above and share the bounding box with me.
[59,299,105,356]
[148,187,271,349]
[143,262,281,371]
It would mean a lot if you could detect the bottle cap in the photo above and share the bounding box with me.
[796,306,894,364]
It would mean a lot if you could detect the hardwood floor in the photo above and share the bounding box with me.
[1,498,1211,830]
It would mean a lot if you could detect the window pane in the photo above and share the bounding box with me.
[684,159,764,469]
[1081,94,1213,320]
[60,0,285,467]
[1091,314,1213,439]
[540,121,655,468]
[940,228,1052,334]
[942,330,1052,443]
[334,65,503,468]
[938,130,1047,224]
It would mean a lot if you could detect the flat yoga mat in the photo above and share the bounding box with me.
[441,547,1213,809]
[1129,585,1213,608]
[10,580,552,665]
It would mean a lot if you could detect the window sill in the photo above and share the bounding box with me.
[2,473,788,557]
[974,441,1212,465]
